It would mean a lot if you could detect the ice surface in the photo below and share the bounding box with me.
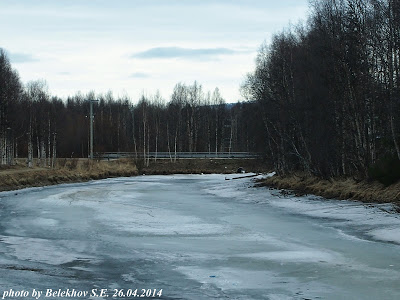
[1,235,98,265]
[368,227,400,244]
[238,250,339,263]
[203,174,400,244]
[0,174,399,299]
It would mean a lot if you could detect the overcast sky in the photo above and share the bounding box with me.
[0,0,310,103]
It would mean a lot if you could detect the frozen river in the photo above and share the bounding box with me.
[0,174,400,299]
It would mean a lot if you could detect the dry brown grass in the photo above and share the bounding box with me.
[0,158,138,192]
[259,173,400,205]
[0,158,268,192]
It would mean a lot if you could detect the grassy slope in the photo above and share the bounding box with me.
[258,173,400,206]
[0,159,138,192]
[0,158,267,192]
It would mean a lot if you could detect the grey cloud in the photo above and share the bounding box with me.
[131,47,238,60]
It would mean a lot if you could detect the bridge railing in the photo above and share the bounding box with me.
[96,152,261,159]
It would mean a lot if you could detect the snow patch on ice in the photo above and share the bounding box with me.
[336,229,371,243]
[267,295,294,300]
[202,173,400,245]
[98,206,230,236]
[0,235,98,265]
[33,217,59,227]
[267,197,400,243]
[176,266,330,297]
[30,180,231,237]
[176,265,277,290]
[121,273,137,283]
[368,227,400,244]
[238,250,339,264]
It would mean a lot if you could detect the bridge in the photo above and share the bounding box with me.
[96,152,261,159]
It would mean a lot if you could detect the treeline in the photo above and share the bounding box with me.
[0,49,263,166]
[4,0,398,182]
[242,0,400,179]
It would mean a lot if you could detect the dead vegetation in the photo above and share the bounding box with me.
[0,158,138,192]
[0,158,267,192]
[2,158,399,207]
[138,158,268,175]
[258,173,400,206]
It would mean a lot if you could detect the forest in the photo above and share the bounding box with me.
[0,50,263,167]
[1,0,399,183]
[242,0,400,182]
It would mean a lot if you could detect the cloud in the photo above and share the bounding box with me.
[129,72,150,78]
[131,47,238,60]
[7,51,38,63]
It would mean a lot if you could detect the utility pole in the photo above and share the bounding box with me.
[89,100,99,159]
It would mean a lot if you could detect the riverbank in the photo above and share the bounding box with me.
[258,173,400,207]
[0,158,266,192]
[0,159,138,192]
[138,158,267,175]
[6,159,396,208]
[2,173,399,299]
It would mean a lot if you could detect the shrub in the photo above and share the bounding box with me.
[82,160,91,170]
[368,155,400,186]
[133,159,144,173]
[67,158,79,170]
[58,158,67,168]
